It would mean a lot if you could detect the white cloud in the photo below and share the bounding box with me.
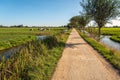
[106,19,120,27]
[87,19,120,27]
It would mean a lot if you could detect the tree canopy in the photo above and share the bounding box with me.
[78,14,90,29]
[80,0,120,37]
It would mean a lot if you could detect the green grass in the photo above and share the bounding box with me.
[101,28,120,35]
[77,30,120,70]
[86,27,120,36]
[0,28,66,50]
[0,29,71,80]
[110,36,120,43]
[0,35,36,50]
[0,27,65,35]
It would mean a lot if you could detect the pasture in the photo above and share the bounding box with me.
[0,27,65,50]
[101,28,120,35]
[86,27,120,35]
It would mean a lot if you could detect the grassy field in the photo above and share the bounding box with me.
[101,28,120,35]
[0,34,36,50]
[0,27,66,50]
[0,27,65,35]
[78,30,120,71]
[86,27,120,35]
[0,28,71,80]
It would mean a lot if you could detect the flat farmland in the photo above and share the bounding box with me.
[0,27,65,50]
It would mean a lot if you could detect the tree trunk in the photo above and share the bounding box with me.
[83,27,85,33]
[98,27,101,41]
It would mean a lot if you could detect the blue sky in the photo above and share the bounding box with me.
[0,0,81,26]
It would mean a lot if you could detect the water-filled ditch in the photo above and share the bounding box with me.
[0,36,47,60]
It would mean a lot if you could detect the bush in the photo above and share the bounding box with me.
[42,36,58,49]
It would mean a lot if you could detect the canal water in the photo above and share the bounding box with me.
[0,36,47,60]
[36,35,47,40]
[100,36,120,51]
[84,30,120,51]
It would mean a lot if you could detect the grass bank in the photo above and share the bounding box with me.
[0,29,71,80]
[77,30,120,71]
[110,36,120,43]
[0,35,36,50]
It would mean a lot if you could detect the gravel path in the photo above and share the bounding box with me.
[51,29,120,80]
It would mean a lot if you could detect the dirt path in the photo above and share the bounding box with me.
[51,29,120,80]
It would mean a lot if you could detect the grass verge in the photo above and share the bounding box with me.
[77,30,120,71]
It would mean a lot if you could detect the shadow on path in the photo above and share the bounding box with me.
[66,43,87,49]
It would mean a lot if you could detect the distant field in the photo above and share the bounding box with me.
[0,27,66,50]
[86,27,120,35]
[0,27,64,35]
[101,28,120,35]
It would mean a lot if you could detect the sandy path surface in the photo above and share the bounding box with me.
[52,29,120,80]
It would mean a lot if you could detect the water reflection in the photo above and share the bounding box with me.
[100,36,120,51]
[84,30,120,51]
[0,36,47,60]
[0,46,22,60]
[37,36,47,40]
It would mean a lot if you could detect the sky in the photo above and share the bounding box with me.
[0,0,81,26]
[0,0,120,27]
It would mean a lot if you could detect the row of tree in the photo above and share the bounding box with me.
[68,0,120,38]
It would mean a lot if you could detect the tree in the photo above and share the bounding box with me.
[69,16,80,28]
[78,14,90,33]
[0,25,3,27]
[80,0,120,38]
